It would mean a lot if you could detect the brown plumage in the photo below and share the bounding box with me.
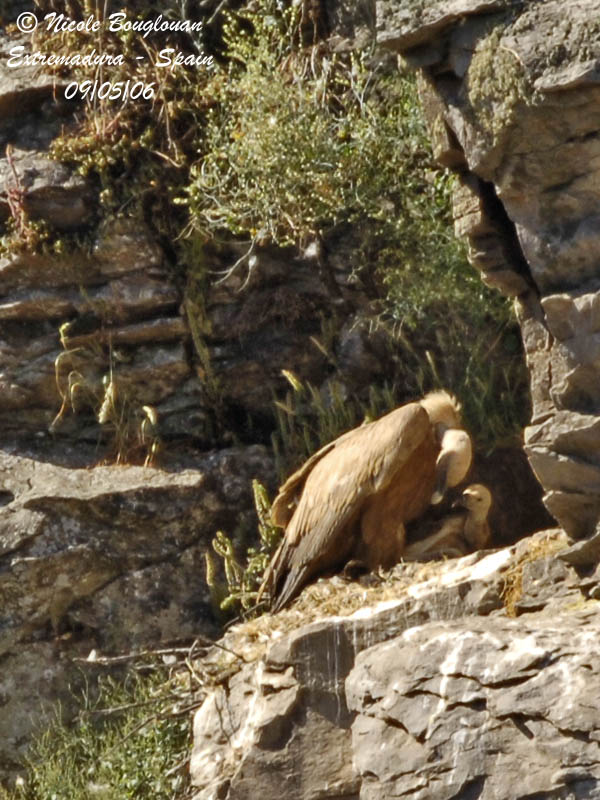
[260,391,472,611]
[404,483,492,561]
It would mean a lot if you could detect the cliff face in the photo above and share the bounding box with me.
[378,0,600,537]
[0,14,408,778]
[2,0,599,789]
[0,36,367,450]
[190,531,600,800]
[189,3,600,798]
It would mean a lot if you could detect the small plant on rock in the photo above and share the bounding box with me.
[207,480,282,617]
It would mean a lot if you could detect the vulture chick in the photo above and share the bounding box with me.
[404,483,492,560]
[260,391,472,611]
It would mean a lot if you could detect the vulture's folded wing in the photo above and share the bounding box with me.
[270,426,360,527]
[264,402,431,609]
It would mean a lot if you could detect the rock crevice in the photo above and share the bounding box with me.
[380,0,600,536]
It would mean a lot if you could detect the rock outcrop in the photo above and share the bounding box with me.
[348,610,600,799]
[0,444,273,776]
[377,0,600,537]
[190,530,600,800]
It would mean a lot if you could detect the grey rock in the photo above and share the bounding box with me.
[377,0,509,51]
[379,0,600,536]
[190,547,515,798]
[93,218,165,276]
[347,611,600,799]
[0,443,274,773]
[515,553,581,614]
[0,642,94,776]
[0,250,97,293]
[201,239,377,417]
[0,211,197,442]
[559,524,600,566]
[0,149,94,230]
[191,532,600,800]
[0,33,70,117]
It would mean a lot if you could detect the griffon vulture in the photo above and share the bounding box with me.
[404,483,492,560]
[259,390,472,611]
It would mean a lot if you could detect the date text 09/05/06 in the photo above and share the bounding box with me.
[7,47,214,69]
[65,80,156,101]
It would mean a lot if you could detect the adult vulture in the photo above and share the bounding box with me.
[260,390,472,611]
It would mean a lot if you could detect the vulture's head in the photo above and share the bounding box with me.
[424,390,473,505]
[421,390,462,430]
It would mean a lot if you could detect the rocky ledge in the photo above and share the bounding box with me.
[0,443,273,777]
[190,528,600,799]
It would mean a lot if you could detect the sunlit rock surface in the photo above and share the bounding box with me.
[379,0,600,536]
[190,530,600,799]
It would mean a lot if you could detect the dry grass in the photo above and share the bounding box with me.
[203,528,573,678]
[201,555,484,670]
[501,528,568,616]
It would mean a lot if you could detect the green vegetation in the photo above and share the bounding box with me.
[3,667,193,800]
[181,1,526,458]
[185,10,426,247]
[206,480,282,618]
[1,0,528,460]
[466,20,533,145]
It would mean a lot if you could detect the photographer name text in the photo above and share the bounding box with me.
[23,11,206,39]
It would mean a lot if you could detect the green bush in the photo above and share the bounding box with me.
[182,1,528,453]
[206,480,282,618]
[5,0,527,460]
[185,6,436,247]
[5,670,191,800]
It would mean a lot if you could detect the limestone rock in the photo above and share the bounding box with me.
[559,523,600,567]
[377,0,510,51]
[189,547,508,797]
[347,611,600,799]
[200,239,378,418]
[379,0,600,536]
[190,531,600,799]
[0,33,70,117]
[0,443,274,774]
[0,149,94,231]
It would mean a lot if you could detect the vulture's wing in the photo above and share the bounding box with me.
[271,426,359,527]
[264,402,430,610]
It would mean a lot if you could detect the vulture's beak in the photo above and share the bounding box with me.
[452,494,467,510]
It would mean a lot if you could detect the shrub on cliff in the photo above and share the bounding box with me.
[182,2,526,451]
[1,669,192,800]
[185,8,420,246]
